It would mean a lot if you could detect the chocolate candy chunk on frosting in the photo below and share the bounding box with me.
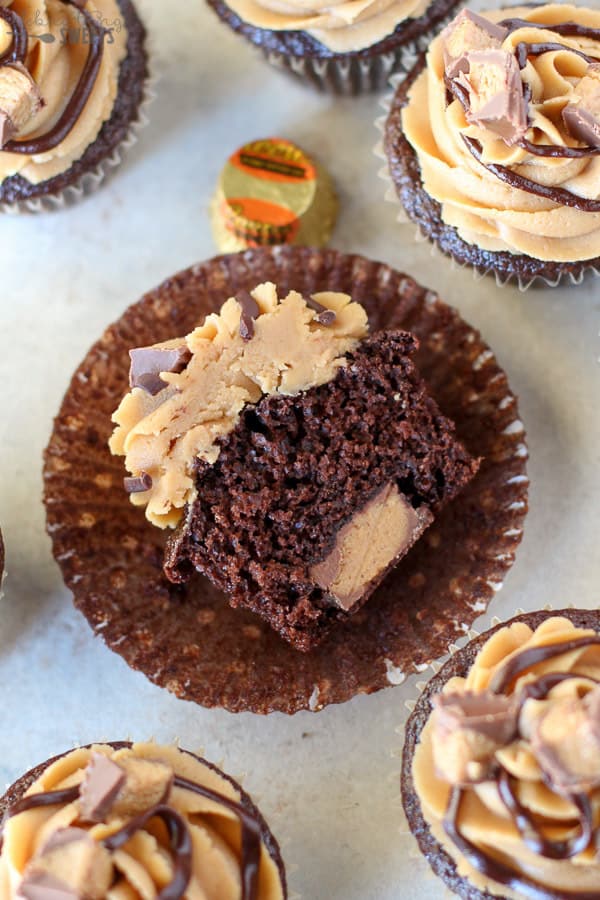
[20,828,113,900]
[431,690,518,785]
[442,9,508,79]
[563,64,600,148]
[310,483,433,612]
[0,63,43,149]
[79,753,126,822]
[129,344,192,396]
[527,685,600,795]
[457,49,528,145]
[80,750,174,821]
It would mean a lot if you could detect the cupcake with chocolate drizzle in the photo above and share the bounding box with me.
[0,0,148,212]
[384,5,600,286]
[0,741,286,899]
[402,609,600,899]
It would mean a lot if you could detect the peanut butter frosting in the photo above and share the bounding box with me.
[0,0,127,184]
[413,616,600,899]
[0,742,285,900]
[221,0,429,53]
[402,5,600,262]
[110,282,368,528]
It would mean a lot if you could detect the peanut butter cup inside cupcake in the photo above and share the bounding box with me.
[43,247,528,714]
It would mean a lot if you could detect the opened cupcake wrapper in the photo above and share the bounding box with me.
[0,1,156,215]
[375,57,600,291]
[43,246,528,715]
[396,603,600,900]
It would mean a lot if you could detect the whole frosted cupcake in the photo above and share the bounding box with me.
[206,0,463,94]
[0,0,148,212]
[0,741,287,899]
[402,609,600,899]
[384,5,600,285]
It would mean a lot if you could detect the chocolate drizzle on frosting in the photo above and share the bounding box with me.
[173,775,262,900]
[7,786,81,816]
[444,14,600,200]
[3,763,265,900]
[0,8,28,66]
[440,634,600,899]
[1,0,106,155]
[103,804,193,900]
[462,135,600,212]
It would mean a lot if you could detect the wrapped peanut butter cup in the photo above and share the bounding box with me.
[401,608,600,900]
[43,246,528,714]
[0,0,151,213]
[211,138,337,252]
[0,741,287,899]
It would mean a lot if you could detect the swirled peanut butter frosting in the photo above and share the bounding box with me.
[0,0,127,184]
[402,5,600,262]
[110,282,368,528]
[0,742,285,900]
[221,0,429,53]
[412,616,600,899]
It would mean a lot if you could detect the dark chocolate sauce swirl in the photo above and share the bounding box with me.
[497,770,593,859]
[489,635,600,694]
[237,290,260,341]
[8,785,81,816]
[2,761,265,900]
[498,18,600,42]
[1,0,106,155]
[462,135,600,212]
[439,634,600,898]
[304,296,337,326]
[0,8,28,66]
[173,774,262,900]
[103,804,193,900]
[515,40,596,69]
[443,786,600,900]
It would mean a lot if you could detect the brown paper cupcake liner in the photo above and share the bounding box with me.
[397,604,598,900]
[207,0,461,95]
[0,0,155,215]
[375,66,600,290]
[43,246,528,715]
[0,740,288,897]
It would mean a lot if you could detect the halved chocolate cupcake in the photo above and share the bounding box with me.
[0,0,149,212]
[43,247,528,713]
[109,284,479,651]
[383,5,600,285]
[402,609,600,899]
[0,741,286,899]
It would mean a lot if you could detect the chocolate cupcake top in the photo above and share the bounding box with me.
[412,615,600,899]
[0,0,128,185]
[0,742,285,900]
[110,282,367,527]
[217,0,430,52]
[401,5,600,263]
